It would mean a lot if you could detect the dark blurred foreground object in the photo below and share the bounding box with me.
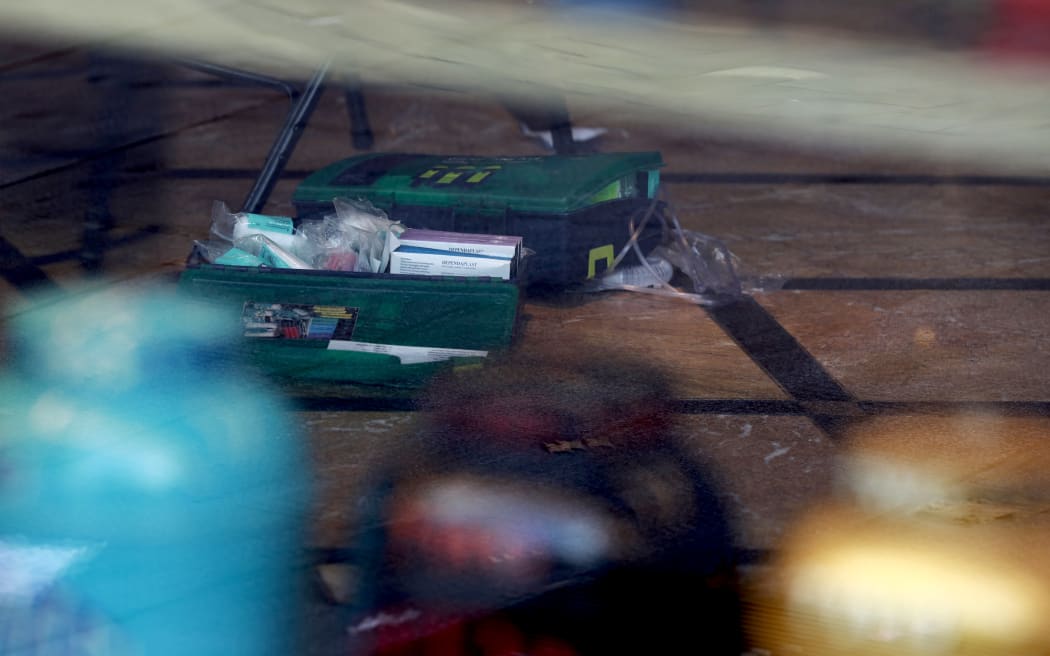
[0,284,312,655]
[341,353,744,655]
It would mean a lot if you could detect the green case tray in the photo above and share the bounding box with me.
[177,264,520,388]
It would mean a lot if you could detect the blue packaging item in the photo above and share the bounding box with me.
[214,246,266,267]
[241,212,294,235]
[0,284,312,656]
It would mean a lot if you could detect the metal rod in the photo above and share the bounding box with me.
[241,61,330,213]
[177,58,298,100]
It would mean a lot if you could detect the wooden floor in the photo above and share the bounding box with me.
[2,27,1049,655]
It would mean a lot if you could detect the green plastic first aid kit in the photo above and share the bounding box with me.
[177,151,664,387]
[292,151,666,287]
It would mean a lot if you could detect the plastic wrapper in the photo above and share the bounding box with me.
[294,215,359,272]
[656,231,742,299]
[658,228,786,299]
[326,197,404,273]
[587,254,673,291]
[288,197,404,273]
[203,199,379,272]
[190,239,236,264]
[205,201,313,268]
[209,201,299,251]
[233,234,311,269]
[586,190,782,304]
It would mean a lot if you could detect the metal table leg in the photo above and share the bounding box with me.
[241,61,331,213]
[344,73,375,151]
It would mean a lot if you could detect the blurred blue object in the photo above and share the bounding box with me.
[0,284,312,655]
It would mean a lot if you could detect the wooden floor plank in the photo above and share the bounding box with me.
[678,413,835,551]
[299,411,419,547]
[520,293,789,400]
[759,290,1050,402]
[664,183,1050,279]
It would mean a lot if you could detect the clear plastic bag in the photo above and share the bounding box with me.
[204,198,403,272]
[190,238,235,264]
[584,189,778,305]
[209,201,299,251]
[205,201,316,268]
[325,197,404,273]
[295,218,356,271]
[233,234,311,269]
[655,229,742,299]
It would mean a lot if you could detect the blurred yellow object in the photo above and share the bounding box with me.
[745,413,1050,655]
[839,414,1050,512]
[747,508,1050,654]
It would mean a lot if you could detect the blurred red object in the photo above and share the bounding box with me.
[983,0,1050,59]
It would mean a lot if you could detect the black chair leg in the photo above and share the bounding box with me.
[504,95,578,154]
[79,55,128,272]
[344,75,375,151]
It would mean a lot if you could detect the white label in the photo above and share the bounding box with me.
[389,249,513,280]
[327,340,488,365]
